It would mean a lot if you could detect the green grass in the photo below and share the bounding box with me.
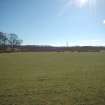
[0,52,105,105]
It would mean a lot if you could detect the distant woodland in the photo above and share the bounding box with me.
[0,32,105,53]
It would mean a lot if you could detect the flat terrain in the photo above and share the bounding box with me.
[0,52,105,105]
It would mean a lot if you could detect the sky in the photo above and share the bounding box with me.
[0,0,105,46]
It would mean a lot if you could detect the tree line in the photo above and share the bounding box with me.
[0,31,105,53]
[19,45,105,52]
[0,32,23,52]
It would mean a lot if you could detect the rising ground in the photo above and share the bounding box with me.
[0,52,105,105]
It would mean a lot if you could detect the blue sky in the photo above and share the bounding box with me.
[0,0,105,46]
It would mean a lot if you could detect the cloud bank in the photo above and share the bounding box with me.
[51,40,105,47]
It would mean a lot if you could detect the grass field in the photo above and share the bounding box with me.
[0,52,105,105]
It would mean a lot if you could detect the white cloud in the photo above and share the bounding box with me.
[103,20,105,24]
[50,40,105,47]
[63,40,105,46]
[75,40,105,46]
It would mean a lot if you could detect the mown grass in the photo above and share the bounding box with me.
[0,52,105,105]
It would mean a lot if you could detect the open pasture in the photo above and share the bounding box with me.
[0,52,105,105]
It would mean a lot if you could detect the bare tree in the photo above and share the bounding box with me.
[0,32,23,52]
[0,32,7,49]
[8,33,22,49]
